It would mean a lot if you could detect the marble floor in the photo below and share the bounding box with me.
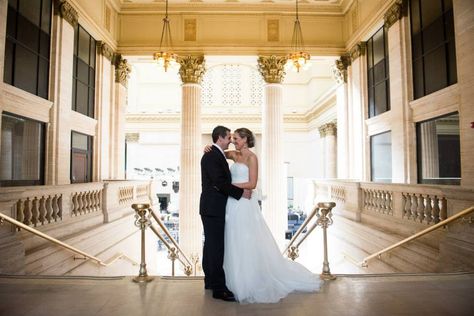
[0,273,473,316]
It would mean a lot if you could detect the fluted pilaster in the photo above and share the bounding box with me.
[420,122,439,179]
[178,56,205,259]
[319,122,337,179]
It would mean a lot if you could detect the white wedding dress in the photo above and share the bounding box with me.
[223,163,322,304]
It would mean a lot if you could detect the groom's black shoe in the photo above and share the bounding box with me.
[212,289,235,302]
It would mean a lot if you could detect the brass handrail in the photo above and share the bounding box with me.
[148,208,192,275]
[360,205,474,267]
[282,205,319,257]
[0,212,138,267]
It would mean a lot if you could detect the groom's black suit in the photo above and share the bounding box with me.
[200,145,243,291]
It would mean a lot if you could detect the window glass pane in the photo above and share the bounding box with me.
[443,0,452,11]
[6,6,17,38]
[367,39,373,68]
[17,15,39,51]
[72,132,88,150]
[89,68,95,86]
[18,0,40,26]
[410,0,421,34]
[8,0,18,10]
[417,112,460,184]
[422,17,443,53]
[413,59,424,99]
[445,10,454,41]
[39,31,50,58]
[424,46,447,95]
[88,88,95,117]
[41,0,52,34]
[447,41,457,85]
[14,45,38,95]
[368,87,375,118]
[373,61,386,84]
[89,39,96,68]
[38,59,49,99]
[75,81,88,115]
[372,29,384,65]
[412,33,423,59]
[4,40,14,84]
[78,27,90,63]
[0,113,44,186]
[421,0,442,29]
[77,59,89,83]
[374,82,387,115]
[371,132,392,183]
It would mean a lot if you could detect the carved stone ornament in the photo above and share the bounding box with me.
[125,133,139,143]
[257,55,287,84]
[349,42,367,62]
[178,55,206,84]
[56,0,78,27]
[113,54,132,87]
[332,55,351,84]
[384,0,406,29]
[319,122,337,137]
[96,41,114,61]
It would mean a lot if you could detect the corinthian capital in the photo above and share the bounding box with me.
[97,41,114,61]
[113,54,132,87]
[257,56,287,84]
[319,122,337,137]
[349,42,366,62]
[332,55,351,84]
[56,0,78,27]
[384,0,407,29]
[178,55,206,84]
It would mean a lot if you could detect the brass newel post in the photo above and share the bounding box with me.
[317,202,336,280]
[132,203,154,283]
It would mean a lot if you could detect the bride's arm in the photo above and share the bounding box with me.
[203,144,238,161]
[233,155,258,190]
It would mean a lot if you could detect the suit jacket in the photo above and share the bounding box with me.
[199,145,243,217]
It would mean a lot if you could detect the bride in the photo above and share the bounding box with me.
[207,127,322,304]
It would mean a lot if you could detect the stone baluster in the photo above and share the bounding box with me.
[16,200,25,227]
[425,195,433,224]
[57,194,63,219]
[31,197,39,227]
[410,194,418,220]
[38,196,46,225]
[417,194,425,222]
[46,196,53,222]
[432,196,440,223]
[440,197,447,221]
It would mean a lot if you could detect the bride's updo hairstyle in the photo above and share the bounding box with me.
[235,128,255,148]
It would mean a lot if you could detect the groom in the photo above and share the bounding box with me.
[200,125,251,302]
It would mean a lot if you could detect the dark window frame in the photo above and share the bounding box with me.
[4,0,52,99]
[410,0,457,99]
[367,26,390,118]
[72,24,96,118]
[416,111,460,185]
[0,111,46,187]
[70,131,93,183]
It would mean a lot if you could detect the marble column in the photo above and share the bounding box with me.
[95,41,114,181]
[111,54,131,179]
[320,123,337,179]
[47,0,78,184]
[257,56,287,248]
[177,55,205,259]
[453,0,474,187]
[333,56,350,179]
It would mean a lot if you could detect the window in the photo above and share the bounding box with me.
[410,0,456,99]
[4,0,52,99]
[367,27,390,118]
[72,25,96,118]
[71,131,93,183]
[416,112,460,185]
[0,112,45,186]
[370,131,392,183]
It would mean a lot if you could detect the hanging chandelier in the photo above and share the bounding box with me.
[286,0,311,73]
[153,0,178,72]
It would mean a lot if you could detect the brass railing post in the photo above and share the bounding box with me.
[168,247,177,276]
[132,203,154,283]
[317,202,336,280]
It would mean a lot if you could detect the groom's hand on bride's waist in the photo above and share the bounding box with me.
[242,189,252,199]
